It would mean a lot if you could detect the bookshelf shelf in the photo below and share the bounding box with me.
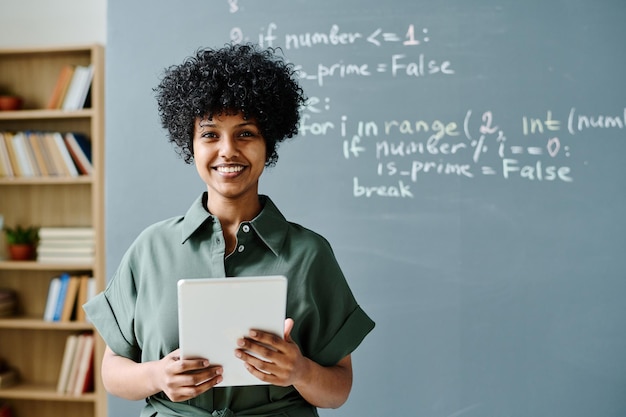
[0,260,94,270]
[0,383,96,402]
[0,109,94,120]
[0,317,94,330]
[0,176,93,185]
[0,44,106,417]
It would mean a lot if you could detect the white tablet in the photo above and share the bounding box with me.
[177,275,287,386]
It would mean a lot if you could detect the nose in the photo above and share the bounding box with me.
[219,135,238,159]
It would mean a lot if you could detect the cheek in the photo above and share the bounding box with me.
[193,148,212,175]
[192,141,210,161]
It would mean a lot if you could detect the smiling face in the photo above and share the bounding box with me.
[193,112,267,205]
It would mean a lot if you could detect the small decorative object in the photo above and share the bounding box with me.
[3,225,39,260]
[0,95,23,111]
[0,289,17,317]
[0,357,19,390]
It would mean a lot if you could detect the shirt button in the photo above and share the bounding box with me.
[216,237,221,244]
[238,245,245,252]
[242,225,250,233]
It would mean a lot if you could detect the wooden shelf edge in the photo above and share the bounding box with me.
[0,176,93,185]
[0,317,94,330]
[0,260,94,270]
[0,108,94,120]
[0,383,96,402]
[0,43,102,55]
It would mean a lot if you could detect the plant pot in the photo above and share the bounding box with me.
[0,95,23,111]
[8,244,35,261]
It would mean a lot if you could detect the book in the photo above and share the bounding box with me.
[63,133,93,175]
[37,245,94,255]
[52,132,79,176]
[75,276,93,322]
[74,65,94,110]
[64,333,87,394]
[2,132,21,176]
[56,334,79,393]
[11,133,34,177]
[72,333,95,395]
[39,227,95,240]
[62,65,93,111]
[60,276,81,322]
[34,132,58,176]
[21,132,41,176]
[0,132,14,177]
[52,273,71,322]
[65,333,95,395]
[46,65,75,110]
[26,132,49,176]
[61,66,85,111]
[43,277,61,321]
[42,132,69,176]
[37,254,95,264]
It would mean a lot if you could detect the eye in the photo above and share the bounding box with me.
[200,131,218,140]
[237,130,258,139]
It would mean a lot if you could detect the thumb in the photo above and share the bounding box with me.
[284,318,295,342]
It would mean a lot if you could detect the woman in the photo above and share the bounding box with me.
[84,43,374,417]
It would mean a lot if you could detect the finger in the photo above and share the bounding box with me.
[236,350,279,382]
[236,337,280,363]
[246,329,284,351]
[186,366,223,387]
[166,372,223,402]
[171,357,213,374]
[284,318,295,342]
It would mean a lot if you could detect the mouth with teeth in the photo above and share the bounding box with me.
[214,165,246,174]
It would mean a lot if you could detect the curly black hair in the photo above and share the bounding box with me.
[154,43,307,167]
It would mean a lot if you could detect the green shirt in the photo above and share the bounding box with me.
[84,194,375,417]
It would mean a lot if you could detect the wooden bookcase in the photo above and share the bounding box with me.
[0,45,106,417]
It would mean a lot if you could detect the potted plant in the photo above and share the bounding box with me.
[3,225,39,261]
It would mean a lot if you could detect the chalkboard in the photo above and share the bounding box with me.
[106,1,626,416]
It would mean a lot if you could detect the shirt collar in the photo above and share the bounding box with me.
[180,193,288,256]
[250,195,288,256]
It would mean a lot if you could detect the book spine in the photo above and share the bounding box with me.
[0,132,14,177]
[56,333,78,393]
[43,277,61,322]
[52,132,79,176]
[53,273,71,322]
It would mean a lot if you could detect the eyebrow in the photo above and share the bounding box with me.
[197,120,257,128]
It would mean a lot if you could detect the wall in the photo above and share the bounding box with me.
[0,0,106,48]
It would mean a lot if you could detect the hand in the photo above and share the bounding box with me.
[234,318,309,386]
[158,349,223,402]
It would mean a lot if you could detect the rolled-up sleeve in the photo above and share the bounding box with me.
[83,252,141,361]
[311,305,375,366]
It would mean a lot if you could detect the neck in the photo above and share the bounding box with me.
[206,192,262,228]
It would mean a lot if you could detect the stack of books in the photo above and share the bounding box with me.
[43,273,96,322]
[0,131,92,178]
[57,332,95,395]
[37,227,95,265]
